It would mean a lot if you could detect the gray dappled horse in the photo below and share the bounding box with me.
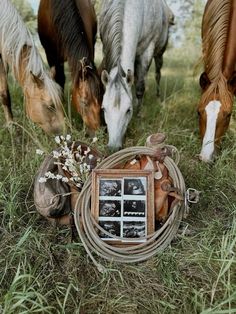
[100,0,174,150]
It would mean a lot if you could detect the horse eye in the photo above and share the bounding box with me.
[47,104,56,112]
[126,108,132,115]
[197,110,201,117]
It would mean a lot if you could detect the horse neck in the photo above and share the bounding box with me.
[118,2,143,72]
[15,45,32,87]
[74,0,97,60]
[223,1,236,79]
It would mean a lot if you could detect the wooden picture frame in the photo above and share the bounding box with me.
[91,169,155,245]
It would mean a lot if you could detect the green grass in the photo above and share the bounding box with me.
[0,46,236,314]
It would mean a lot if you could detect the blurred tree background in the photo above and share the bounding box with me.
[167,0,206,48]
[12,0,36,34]
[13,0,206,49]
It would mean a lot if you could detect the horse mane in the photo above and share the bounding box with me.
[84,66,103,102]
[99,0,125,71]
[201,0,233,108]
[0,0,62,109]
[51,0,92,83]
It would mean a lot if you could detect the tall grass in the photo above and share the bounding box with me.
[0,46,236,313]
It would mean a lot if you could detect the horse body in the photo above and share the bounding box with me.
[0,0,65,134]
[38,0,102,135]
[199,0,236,162]
[100,0,173,149]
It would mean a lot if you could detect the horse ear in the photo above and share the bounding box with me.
[228,71,236,95]
[101,70,110,86]
[126,69,134,86]
[30,71,43,88]
[199,72,210,90]
[50,66,56,80]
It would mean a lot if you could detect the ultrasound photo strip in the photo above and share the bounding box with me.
[91,169,155,245]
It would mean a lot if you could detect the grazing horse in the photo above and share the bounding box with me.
[199,0,236,162]
[38,0,103,135]
[100,0,174,150]
[0,0,65,134]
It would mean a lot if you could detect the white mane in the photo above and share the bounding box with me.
[99,0,125,71]
[0,0,62,108]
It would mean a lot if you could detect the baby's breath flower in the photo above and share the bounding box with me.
[53,151,61,159]
[88,154,93,160]
[84,147,91,155]
[39,177,47,183]
[45,171,56,179]
[56,174,63,180]
[62,177,69,183]
[65,160,71,167]
[92,137,98,143]
[36,149,44,155]
[66,134,71,141]
[55,136,60,144]
[79,164,84,173]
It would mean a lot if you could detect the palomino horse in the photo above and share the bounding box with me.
[0,0,65,134]
[100,0,174,150]
[38,0,103,136]
[199,0,236,162]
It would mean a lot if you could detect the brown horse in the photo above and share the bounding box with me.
[38,0,103,135]
[0,0,65,134]
[198,0,236,162]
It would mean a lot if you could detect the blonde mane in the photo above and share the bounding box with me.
[201,0,233,108]
[0,0,62,109]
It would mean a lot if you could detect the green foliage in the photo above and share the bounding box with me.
[183,0,206,46]
[0,44,236,313]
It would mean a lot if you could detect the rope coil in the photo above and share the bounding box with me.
[74,145,188,270]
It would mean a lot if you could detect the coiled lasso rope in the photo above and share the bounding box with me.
[74,145,188,272]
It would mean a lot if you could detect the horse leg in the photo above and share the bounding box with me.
[0,55,13,125]
[154,53,163,98]
[53,63,65,89]
[135,44,154,109]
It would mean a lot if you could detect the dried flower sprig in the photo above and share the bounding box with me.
[38,135,101,189]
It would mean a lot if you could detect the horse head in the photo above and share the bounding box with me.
[72,58,103,137]
[24,70,65,134]
[198,72,236,162]
[101,65,134,151]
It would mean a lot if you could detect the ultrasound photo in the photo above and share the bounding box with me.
[99,179,122,196]
[124,178,146,195]
[123,200,146,217]
[99,200,121,217]
[123,221,146,238]
[99,221,121,238]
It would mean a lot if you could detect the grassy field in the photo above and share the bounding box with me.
[0,44,236,314]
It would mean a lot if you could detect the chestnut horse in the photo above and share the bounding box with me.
[198,0,236,162]
[0,0,65,134]
[38,0,103,135]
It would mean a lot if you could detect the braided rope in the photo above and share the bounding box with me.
[74,146,187,271]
